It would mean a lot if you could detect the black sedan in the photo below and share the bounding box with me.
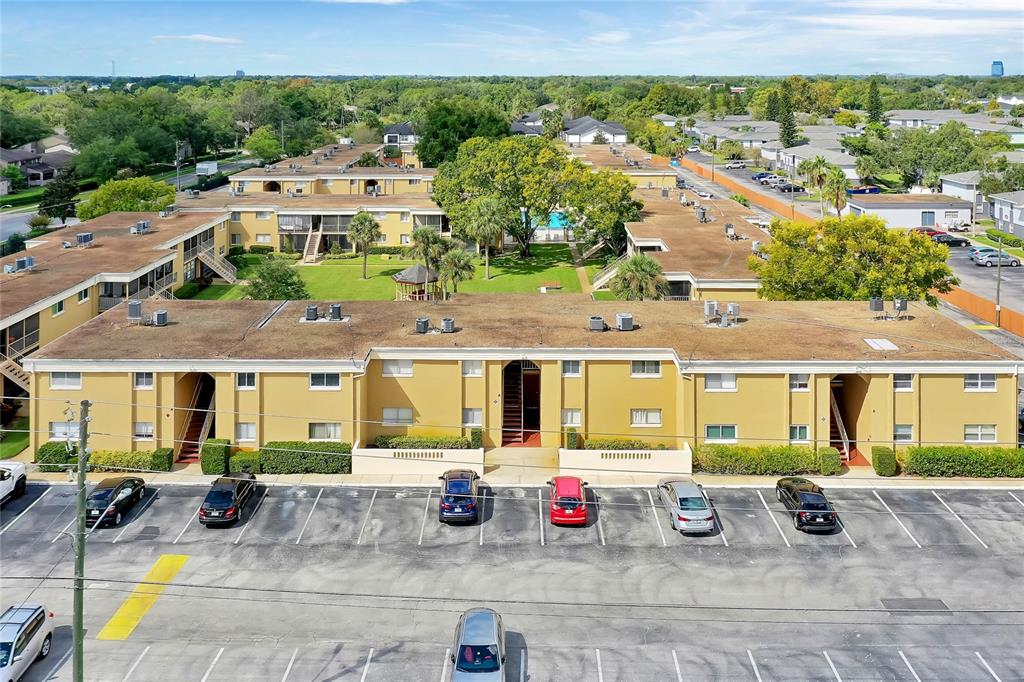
[86,477,145,526]
[775,183,805,193]
[438,469,480,523]
[198,473,256,526]
[932,233,970,247]
[775,477,837,531]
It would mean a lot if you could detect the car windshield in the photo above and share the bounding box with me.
[86,489,113,507]
[678,495,707,510]
[455,644,501,672]
[0,642,10,667]
[204,489,234,505]
[800,494,830,511]
[556,496,582,510]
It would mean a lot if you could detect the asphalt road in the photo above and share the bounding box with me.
[0,211,79,241]
[3,482,1024,681]
[947,246,1024,311]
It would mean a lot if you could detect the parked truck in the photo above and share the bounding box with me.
[0,461,27,505]
[196,161,219,176]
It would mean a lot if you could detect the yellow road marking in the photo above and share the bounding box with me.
[96,554,189,641]
[969,324,999,330]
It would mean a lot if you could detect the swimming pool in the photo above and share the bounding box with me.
[546,211,570,228]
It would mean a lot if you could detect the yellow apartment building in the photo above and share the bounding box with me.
[24,296,1021,466]
[1,210,232,396]
[562,143,678,190]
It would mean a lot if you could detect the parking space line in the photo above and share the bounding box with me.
[38,646,71,682]
[756,490,790,548]
[932,491,988,549]
[823,651,842,681]
[357,489,377,545]
[519,648,526,682]
[975,651,1003,681]
[898,650,922,682]
[478,489,485,546]
[538,489,545,546]
[199,647,224,682]
[872,490,922,548]
[295,488,322,545]
[595,497,605,546]
[671,649,683,682]
[113,487,162,544]
[713,509,728,546]
[440,647,451,682]
[122,645,150,682]
[747,650,763,682]
[51,516,75,544]
[172,505,201,544]
[417,490,432,546]
[1008,491,1024,509]
[646,489,667,547]
[281,647,298,682]
[234,489,269,545]
[595,648,604,682]
[0,487,50,534]
[838,518,857,548]
[360,648,374,682]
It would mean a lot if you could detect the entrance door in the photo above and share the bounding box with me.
[921,211,935,227]
[501,361,541,446]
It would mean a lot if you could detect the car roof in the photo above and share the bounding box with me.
[211,474,253,487]
[551,476,583,496]
[0,605,41,626]
[444,469,476,481]
[93,476,138,490]
[461,608,499,644]
[780,477,823,494]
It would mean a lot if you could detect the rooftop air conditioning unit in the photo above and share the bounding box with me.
[23,256,35,270]
[127,300,143,321]
[415,317,429,334]
[588,315,606,332]
[893,298,908,316]
[3,264,15,274]
[726,303,740,321]
[159,210,169,218]
[152,310,168,327]
[661,187,669,198]
[441,317,455,333]
[704,300,719,321]
[14,257,28,271]
[724,224,735,239]
[329,303,342,321]
[305,304,318,321]
[294,188,303,195]
[76,232,94,246]
[615,312,634,331]
[869,297,884,313]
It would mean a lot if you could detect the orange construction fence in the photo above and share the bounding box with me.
[938,287,1024,338]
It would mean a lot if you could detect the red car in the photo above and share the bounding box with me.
[547,476,589,525]
[912,227,945,237]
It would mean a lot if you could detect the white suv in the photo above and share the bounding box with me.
[0,462,27,506]
[724,161,746,169]
[0,604,55,681]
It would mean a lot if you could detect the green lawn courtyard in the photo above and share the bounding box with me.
[0,416,30,459]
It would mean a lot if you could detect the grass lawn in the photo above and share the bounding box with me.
[0,417,29,459]
[231,254,269,280]
[591,291,618,301]
[193,284,247,300]
[969,235,1024,258]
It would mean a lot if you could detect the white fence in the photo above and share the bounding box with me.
[557,444,692,477]
[351,447,484,477]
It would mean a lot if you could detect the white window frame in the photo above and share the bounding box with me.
[964,424,997,443]
[400,211,410,223]
[705,373,737,392]
[400,234,410,245]
[964,373,996,391]
[630,408,662,427]
[893,374,913,392]
[255,212,272,221]
[705,424,738,443]
[133,422,154,441]
[236,372,256,390]
[308,372,341,391]
[462,408,482,427]
[562,408,581,427]
[788,373,809,392]
[382,407,413,425]
[51,300,64,317]
[562,360,581,377]
[236,422,256,442]
[789,424,809,443]
[894,424,913,443]
[308,422,341,441]
[630,360,660,378]
[255,233,272,244]
[133,372,153,390]
[382,359,413,377]
[461,360,482,377]
[230,211,241,222]
[49,421,80,441]
[77,289,90,304]
[50,371,81,390]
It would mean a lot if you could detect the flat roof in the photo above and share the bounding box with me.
[231,144,382,179]
[0,211,228,322]
[28,296,1016,365]
[175,191,443,212]
[848,194,972,208]
[561,143,676,175]
[625,188,768,282]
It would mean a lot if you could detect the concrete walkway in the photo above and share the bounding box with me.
[567,242,593,294]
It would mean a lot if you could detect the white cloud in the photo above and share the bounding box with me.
[152,33,242,45]
[259,52,292,60]
[794,14,1017,37]
[588,30,631,45]
[827,0,1022,10]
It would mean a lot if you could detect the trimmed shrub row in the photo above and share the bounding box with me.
[269,252,302,261]
[565,428,579,450]
[817,447,842,476]
[35,443,174,473]
[903,446,1024,478]
[36,441,77,472]
[985,228,1023,249]
[228,451,261,474]
[200,439,231,475]
[324,252,359,260]
[583,438,669,450]
[367,246,409,255]
[89,450,152,473]
[260,441,352,474]
[470,428,483,449]
[694,445,837,475]
[249,245,274,255]
[372,435,471,449]
[227,245,246,257]
[872,446,898,476]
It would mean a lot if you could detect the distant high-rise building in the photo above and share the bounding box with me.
[235,69,245,77]
[992,61,1004,77]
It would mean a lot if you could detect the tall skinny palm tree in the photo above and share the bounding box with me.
[609,253,669,301]
[348,211,381,279]
[438,248,475,298]
[461,196,513,280]
[799,155,830,215]
[409,226,449,271]
[823,165,851,216]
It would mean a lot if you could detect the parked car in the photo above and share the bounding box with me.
[657,477,714,533]
[775,477,837,531]
[969,246,999,261]
[931,233,970,247]
[438,469,480,523]
[686,145,700,153]
[751,172,773,181]
[547,476,588,526]
[758,175,781,185]
[675,177,687,189]
[976,252,1021,268]
[912,227,943,237]
[198,473,256,526]
[85,476,145,526]
[724,160,746,169]
[448,608,505,681]
[695,190,713,199]
[775,183,805,193]
[0,462,27,506]
[0,604,54,682]
[946,223,971,233]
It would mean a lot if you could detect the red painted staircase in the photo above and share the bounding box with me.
[177,377,214,463]
[502,368,523,445]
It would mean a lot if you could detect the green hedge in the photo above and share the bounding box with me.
[229,451,261,474]
[372,435,471,449]
[694,445,824,475]
[227,245,246,257]
[367,246,409,255]
[151,448,174,472]
[36,441,76,472]
[872,446,898,476]
[269,252,302,260]
[249,245,274,255]
[903,446,1024,477]
[89,450,152,473]
[470,428,483,449]
[817,447,842,476]
[584,438,669,450]
[260,441,352,474]
[200,439,230,475]
[985,228,1023,249]
[324,252,359,260]
[565,427,579,449]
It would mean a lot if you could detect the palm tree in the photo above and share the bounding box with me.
[461,196,513,280]
[823,165,851,216]
[609,253,669,301]
[438,248,475,298]
[855,156,879,185]
[348,211,382,279]
[798,155,830,215]
[408,227,450,271]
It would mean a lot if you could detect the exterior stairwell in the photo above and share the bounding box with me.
[0,355,30,393]
[177,378,215,463]
[502,370,524,445]
[590,254,627,291]
[302,225,322,263]
[829,385,851,462]
[197,250,238,284]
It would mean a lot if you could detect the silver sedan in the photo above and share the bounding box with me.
[657,477,715,533]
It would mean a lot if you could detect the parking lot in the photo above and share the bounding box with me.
[3,482,1024,680]
[947,246,1024,310]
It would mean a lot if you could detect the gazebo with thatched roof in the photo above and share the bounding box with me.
[393,263,441,301]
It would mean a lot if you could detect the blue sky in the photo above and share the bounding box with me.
[2,0,1021,77]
